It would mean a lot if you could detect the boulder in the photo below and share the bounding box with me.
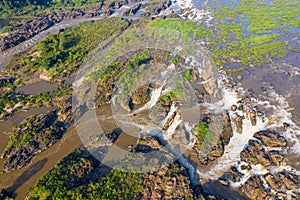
[254,131,287,148]
[131,85,150,105]
[248,109,257,126]
[242,175,270,200]
[232,114,244,133]
[229,166,244,182]
[278,171,299,190]
[240,140,271,166]
[231,105,237,111]
[264,173,281,190]
[269,150,284,166]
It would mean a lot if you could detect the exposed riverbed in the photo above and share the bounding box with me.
[0,0,299,199]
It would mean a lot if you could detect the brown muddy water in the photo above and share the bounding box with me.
[16,81,58,95]
[0,104,138,199]
[0,106,49,154]
[0,126,82,200]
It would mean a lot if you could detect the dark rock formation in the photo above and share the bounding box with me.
[232,114,244,133]
[248,109,257,126]
[228,166,244,182]
[122,3,142,17]
[231,105,237,111]
[269,150,284,166]
[253,131,287,148]
[264,173,281,190]
[277,171,299,190]
[137,161,194,199]
[240,140,271,166]
[131,84,150,105]
[242,175,270,200]
[141,0,172,16]
[0,189,13,200]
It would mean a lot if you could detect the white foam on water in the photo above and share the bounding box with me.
[161,0,213,23]
[256,90,300,155]
[197,87,269,180]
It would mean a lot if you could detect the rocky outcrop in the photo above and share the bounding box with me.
[131,85,150,105]
[0,189,13,200]
[0,9,88,51]
[232,114,244,133]
[220,112,233,145]
[141,0,171,16]
[228,166,244,182]
[248,109,257,126]
[240,140,271,166]
[264,173,281,190]
[277,171,299,190]
[253,131,287,148]
[1,111,66,172]
[269,150,284,166]
[122,3,142,17]
[195,112,233,165]
[242,175,270,200]
[0,0,144,51]
[137,162,194,199]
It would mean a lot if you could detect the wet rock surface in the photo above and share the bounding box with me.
[277,171,300,190]
[242,175,270,200]
[123,3,142,16]
[240,140,271,166]
[232,114,244,134]
[253,130,287,148]
[264,173,281,190]
[0,189,13,200]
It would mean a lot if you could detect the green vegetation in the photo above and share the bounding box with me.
[0,84,72,120]
[148,18,213,39]
[250,157,257,162]
[29,151,143,200]
[0,0,101,17]
[192,121,214,149]
[208,0,299,69]
[5,18,128,81]
[117,52,152,96]
[148,0,299,71]
[185,69,193,81]
[3,111,62,156]
[172,56,184,65]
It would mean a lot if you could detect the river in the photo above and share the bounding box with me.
[0,0,299,199]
